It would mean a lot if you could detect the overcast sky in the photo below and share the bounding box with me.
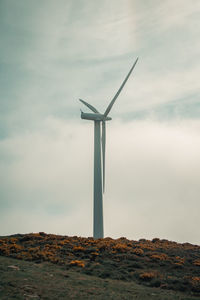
[0,0,200,245]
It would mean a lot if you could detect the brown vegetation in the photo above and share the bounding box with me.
[0,233,200,296]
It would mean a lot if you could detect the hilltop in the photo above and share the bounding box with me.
[0,233,200,299]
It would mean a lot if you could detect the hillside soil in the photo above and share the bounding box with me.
[0,233,200,299]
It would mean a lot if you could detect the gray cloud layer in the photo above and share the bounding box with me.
[0,0,200,244]
[1,118,200,244]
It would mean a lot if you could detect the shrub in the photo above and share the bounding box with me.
[139,271,156,281]
[152,238,160,243]
[173,256,185,266]
[9,243,24,252]
[91,252,99,256]
[112,243,129,252]
[150,253,169,261]
[190,277,200,292]
[9,238,18,243]
[132,248,144,256]
[73,246,85,252]
[70,260,85,267]
[193,259,200,266]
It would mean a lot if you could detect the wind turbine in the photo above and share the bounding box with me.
[79,58,138,239]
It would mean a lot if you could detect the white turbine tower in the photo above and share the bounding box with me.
[80,58,138,239]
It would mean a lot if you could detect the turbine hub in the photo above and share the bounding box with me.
[81,112,112,121]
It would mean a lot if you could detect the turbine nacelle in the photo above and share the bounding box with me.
[81,111,112,121]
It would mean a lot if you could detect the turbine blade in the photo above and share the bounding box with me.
[104,58,138,118]
[102,121,106,193]
[79,99,99,113]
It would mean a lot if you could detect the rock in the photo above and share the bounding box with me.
[8,265,20,270]
[23,294,40,299]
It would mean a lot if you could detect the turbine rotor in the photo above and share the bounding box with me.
[79,58,138,209]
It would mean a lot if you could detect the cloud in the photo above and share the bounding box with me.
[0,0,200,246]
[105,119,200,243]
[0,117,200,244]
[1,0,200,139]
